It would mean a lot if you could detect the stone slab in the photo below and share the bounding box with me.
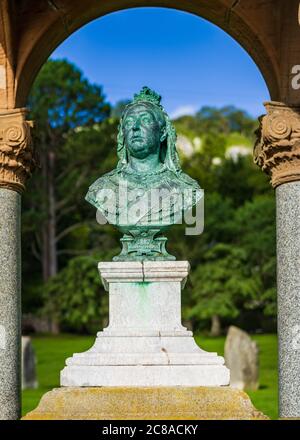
[22,386,268,420]
[61,365,229,387]
[61,331,229,386]
[64,335,222,364]
[98,261,190,291]
[65,352,223,365]
[99,329,193,336]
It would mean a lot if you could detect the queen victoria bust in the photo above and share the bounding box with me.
[86,87,202,261]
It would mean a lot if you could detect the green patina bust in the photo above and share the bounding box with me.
[86,87,202,261]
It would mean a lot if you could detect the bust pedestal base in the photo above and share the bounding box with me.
[22,386,268,420]
[61,261,229,387]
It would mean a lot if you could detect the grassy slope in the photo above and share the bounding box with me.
[22,333,278,419]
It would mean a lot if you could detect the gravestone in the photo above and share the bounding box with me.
[224,326,259,390]
[22,314,59,334]
[22,336,38,390]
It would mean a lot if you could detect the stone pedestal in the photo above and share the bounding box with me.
[61,261,229,387]
[23,386,267,420]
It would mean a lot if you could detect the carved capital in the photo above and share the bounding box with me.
[0,108,36,193]
[254,101,300,188]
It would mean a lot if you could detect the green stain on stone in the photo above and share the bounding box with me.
[134,282,152,319]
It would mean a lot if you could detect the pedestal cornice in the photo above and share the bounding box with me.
[98,261,190,290]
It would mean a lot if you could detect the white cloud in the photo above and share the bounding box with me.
[170,105,197,120]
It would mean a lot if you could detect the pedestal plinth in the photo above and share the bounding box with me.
[23,386,268,420]
[60,261,229,387]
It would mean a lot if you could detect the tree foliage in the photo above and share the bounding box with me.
[24,59,111,283]
[42,255,108,334]
[29,59,110,135]
[195,105,257,138]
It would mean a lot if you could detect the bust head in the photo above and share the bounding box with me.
[116,87,181,175]
[122,102,166,161]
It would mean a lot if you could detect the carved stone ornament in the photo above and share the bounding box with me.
[0,108,36,193]
[254,101,300,188]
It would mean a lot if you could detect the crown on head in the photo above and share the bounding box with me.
[133,86,162,108]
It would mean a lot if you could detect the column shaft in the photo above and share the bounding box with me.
[276,182,300,417]
[0,188,21,419]
[0,108,35,419]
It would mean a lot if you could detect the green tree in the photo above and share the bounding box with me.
[195,105,257,138]
[230,195,276,318]
[54,118,120,266]
[42,255,111,333]
[183,194,276,334]
[215,156,270,207]
[25,59,110,281]
[187,243,262,334]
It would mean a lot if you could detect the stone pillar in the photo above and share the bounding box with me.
[254,101,300,418]
[0,108,35,419]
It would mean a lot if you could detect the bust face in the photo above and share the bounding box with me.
[123,103,162,160]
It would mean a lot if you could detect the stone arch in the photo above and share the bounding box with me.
[14,0,279,107]
[2,0,300,421]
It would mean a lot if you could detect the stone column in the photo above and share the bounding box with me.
[0,109,35,419]
[254,101,300,418]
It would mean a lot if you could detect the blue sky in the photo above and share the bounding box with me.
[52,7,270,118]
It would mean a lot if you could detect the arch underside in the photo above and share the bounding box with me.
[13,0,279,107]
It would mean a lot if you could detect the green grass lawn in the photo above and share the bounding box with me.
[195,334,278,420]
[22,333,278,419]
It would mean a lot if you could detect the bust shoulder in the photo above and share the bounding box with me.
[176,171,201,190]
[85,168,119,209]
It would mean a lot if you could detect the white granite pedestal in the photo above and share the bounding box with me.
[61,261,229,387]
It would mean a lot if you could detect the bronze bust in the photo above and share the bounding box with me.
[86,87,202,261]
